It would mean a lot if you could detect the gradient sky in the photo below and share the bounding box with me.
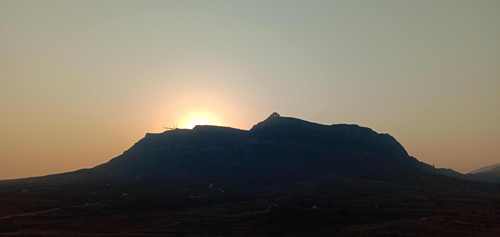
[1,0,499,179]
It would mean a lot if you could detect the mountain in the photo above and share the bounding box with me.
[4,113,459,191]
[2,113,499,237]
[468,164,500,183]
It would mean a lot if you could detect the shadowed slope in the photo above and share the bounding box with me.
[0,113,464,191]
[468,164,500,183]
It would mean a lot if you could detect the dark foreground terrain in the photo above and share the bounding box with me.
[1,179,499,237]
[1,114,499,236]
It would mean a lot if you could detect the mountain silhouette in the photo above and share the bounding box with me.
[1,113,499,237]
[5,113,464,191]
[468,164,500,183]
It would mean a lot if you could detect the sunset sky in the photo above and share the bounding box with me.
[1,0,499,179]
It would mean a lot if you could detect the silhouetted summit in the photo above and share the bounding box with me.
[65,113,441,188]
[7,113,454,190]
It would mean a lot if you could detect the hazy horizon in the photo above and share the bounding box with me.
[2,0,499,179]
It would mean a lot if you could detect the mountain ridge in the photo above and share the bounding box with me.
[0,113,469,190]
[467,163,500,183]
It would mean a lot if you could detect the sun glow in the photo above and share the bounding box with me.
[180,112,221,129]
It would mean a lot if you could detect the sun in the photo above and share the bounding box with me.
[180,111,220,129]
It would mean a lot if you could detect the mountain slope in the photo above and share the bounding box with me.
[1,113,462,191]
[1,113,498,237]
[468,164,500,183]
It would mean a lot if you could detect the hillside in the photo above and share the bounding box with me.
[3,113,458,190]
[1,113,499,236]
[468,164,500,183]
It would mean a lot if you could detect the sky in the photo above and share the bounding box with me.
[1,0,499,179]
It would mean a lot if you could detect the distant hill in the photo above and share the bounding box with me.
[468,164,500,183]
[1,113,470,192]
